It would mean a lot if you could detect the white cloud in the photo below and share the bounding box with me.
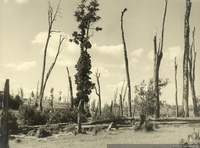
[148,50,154,61]
[164,46,183,61]
[3,0,8,3]
[15,0,29,4]
[2,61,37,71]
[131,47,144,57]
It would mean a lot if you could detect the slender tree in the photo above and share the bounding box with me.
[121,8,132,117]
[94,69,101,116]
[39,1,64,112]
[174,57,179,117]
[70,0,102,113]
[182,0,192,117]
[153,0,168,118]
[188,27,198,117]
[66,67,74,108]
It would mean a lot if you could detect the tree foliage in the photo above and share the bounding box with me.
[134,78,169,116]
[71,0,102,113]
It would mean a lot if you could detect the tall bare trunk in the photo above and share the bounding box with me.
[189,27,198,117]
[1,79,9,148]
[94,69,101,116]
[121,8,132,117]
[153,0,168,119]
[182,0,191,117]
[66,67,74,108]
[174,57,179,117]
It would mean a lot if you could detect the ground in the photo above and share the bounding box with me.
[9,124,200,148]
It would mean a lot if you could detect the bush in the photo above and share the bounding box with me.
[48,108,87,124]
[8,111,19,134]
[9,95,23,110]
[18,105,48,125]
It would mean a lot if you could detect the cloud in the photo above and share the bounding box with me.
[164,46,183,61]
[147,50,154,61]
[131,48,144,57]
[2,61,37,71]
[15,0,29,4]
[3,0,8,3]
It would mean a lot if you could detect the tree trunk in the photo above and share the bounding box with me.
[188,27,198,117]
[183,0,191,117]
[174,57,179,117]
[119,94,123,116]
[66,67,74,108]
[153,0,168,119]
[94,70,101,116]
[1,79,9,148]
[121,8,132,117]
[77,99,84,133]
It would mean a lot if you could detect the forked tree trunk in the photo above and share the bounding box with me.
[153,0,168,119]
[121,8,132,117]
[188,27,198,117]
[1,79,9,148]
[66,67,74,108]
[174,57,179,117]
[182,0,192,117]
[94,69,101,116]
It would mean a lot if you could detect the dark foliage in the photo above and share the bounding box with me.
[18,105,48,125]
[8,95,23,110]
[8,111,19,134]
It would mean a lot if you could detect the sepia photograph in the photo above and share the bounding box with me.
[0,0,200,147]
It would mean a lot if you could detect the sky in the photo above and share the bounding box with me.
[0,0,200,106]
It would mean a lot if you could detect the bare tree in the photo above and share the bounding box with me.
[153,0,168,118]
[174,57,179,117]
[94,69,101,116]
[66,67,74,108]
[121,8,132,117]
[182,0,192,117]
[188,27,198,117]
[39,0,64,112]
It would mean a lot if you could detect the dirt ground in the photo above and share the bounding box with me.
[9,124,200,148]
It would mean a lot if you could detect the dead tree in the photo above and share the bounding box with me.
[153,0,168,118]
[174,57,179,117]
[188,27,198,117]
[39,0,64,112]
[0,79,9,148]
[119,80,126,116]
[182,0,192,117]
[94,69,101,116]
[66,67,74,108]
[121,8,132,117]
[35,81,39,108]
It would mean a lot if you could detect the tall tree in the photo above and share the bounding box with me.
[182,0,192,117]
[94,69,101,116]
[188,27,198,117]
[66,67,74,108]
[174,57,179,117]
[153,0,168,118]
[70,0,102,113]
[121,8,132,117]
[39,1,64,112]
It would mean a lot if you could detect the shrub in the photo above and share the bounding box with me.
[48,108,87,124]
[18,105,48,125]
[9,95,23,110]
[8,111,19,134]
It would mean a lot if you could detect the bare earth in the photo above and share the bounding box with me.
[9,124,200,148]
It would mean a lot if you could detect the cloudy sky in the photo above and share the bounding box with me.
[0,0,200,106]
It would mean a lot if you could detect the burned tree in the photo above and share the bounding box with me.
[188,27,198,117]
[182,0,192,117]
[174,57,179,117]
[39,1,64,112]
[153,0,168,118]
[94,69,101,116]
[66,67,74,108]
[121,8,132,117]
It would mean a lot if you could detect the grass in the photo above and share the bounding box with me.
[9,124,200,148]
